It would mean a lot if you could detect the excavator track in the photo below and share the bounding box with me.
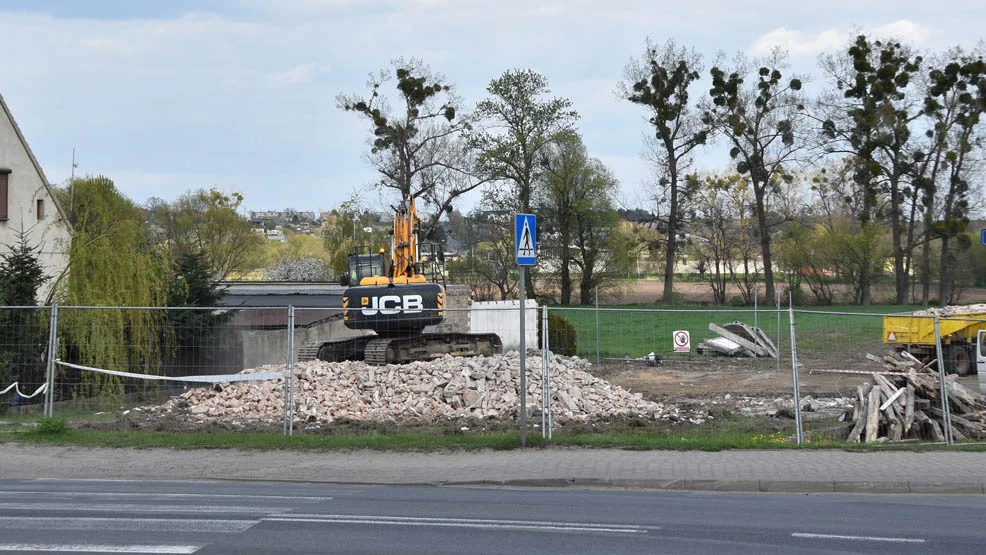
[363,333,504,365]
[302,333,504,365]
[364,337,393,366]
[297,336,374,363]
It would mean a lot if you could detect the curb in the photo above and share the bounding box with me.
[437,478,986,494]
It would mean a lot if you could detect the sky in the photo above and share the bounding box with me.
[1,0,984,216]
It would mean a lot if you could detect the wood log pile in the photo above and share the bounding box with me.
[845,351,986,442]
[149,351,710,426]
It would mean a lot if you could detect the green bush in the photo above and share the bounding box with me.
[36,416,67,435]
[540,312,578,356]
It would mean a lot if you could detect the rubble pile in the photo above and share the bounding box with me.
[845,351,986,442]
[906,304,986,317]
[150,351,709,425]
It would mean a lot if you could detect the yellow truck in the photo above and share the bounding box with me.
[883,309,986,376]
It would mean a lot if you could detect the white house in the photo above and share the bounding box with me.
[0,92,71,304]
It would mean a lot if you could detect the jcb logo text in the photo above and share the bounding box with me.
[361,294,424,316]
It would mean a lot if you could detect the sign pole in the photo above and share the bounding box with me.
[514,213,537,448]
[519,266,526,448]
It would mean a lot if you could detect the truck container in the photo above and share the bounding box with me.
[883,309,986,376]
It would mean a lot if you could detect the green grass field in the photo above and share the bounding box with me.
[551,304,900,362]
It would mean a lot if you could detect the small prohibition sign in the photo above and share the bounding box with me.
[674,331,689,347]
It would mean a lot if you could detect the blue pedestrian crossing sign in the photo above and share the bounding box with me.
[515,213,537,266]
[982,228,986,246]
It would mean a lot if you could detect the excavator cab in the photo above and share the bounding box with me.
[340,246,387,287]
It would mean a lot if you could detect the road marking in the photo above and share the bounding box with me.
[266,514,651,534]
[0,517,257,533]
[0,544,201,553]
[0,490,334,502]
[0,502,287,514]
[793,532,926,543]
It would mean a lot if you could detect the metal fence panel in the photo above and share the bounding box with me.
[7,301,983,447]
[0,306,53,417]
[547,305,794,442]
[44,306,287,432]
[791,309,985,445]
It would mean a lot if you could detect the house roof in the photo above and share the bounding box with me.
[0,91,72,229]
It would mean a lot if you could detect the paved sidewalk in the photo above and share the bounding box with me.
[3,444,986,493]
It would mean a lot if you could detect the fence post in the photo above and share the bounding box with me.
[284,305,296,436]
[775,291,781,373]
[933,316,954,444]
[44,304,59,418]
[541,305,551,439]
[788,299,804,445]
[594,287,600,365]
[754,283,759,330]
[541,305,550,439]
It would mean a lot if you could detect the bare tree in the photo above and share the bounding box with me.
[704,50,809,302]
[621,38,710,304]
[338,58,486,239]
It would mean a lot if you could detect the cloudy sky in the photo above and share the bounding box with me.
[0,0,983,215]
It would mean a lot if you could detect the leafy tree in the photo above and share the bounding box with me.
[471,69,578,299]
[537,133,623,305]
[146,188,263,280]
[688,174,758,304]
[704,51,807,303]
[0,226,50,413]
[623,38,709,304]
[338,58,484,240]
[775,221,838,305]
[568,164,622,305]
[786,162,895,305]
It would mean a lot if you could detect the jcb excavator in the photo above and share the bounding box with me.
[298,195,502,365]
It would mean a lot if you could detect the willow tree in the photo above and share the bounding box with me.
[54,176,171,401]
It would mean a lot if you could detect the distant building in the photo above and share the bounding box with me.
[249,209,317,225]
[0,92,72,303]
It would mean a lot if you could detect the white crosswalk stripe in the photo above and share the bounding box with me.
[0,544,202,553]
[0,516,257,533]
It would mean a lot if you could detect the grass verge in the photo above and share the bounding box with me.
[7,419,985,452]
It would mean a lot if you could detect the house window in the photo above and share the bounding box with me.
[0,169,10,221]
[37,198,45,220]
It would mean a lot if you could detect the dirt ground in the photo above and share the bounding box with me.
[584,280,985,407]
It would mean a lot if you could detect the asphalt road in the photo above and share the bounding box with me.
[1,479,983,554]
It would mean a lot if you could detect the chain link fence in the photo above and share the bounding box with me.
[2,302,984,445]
